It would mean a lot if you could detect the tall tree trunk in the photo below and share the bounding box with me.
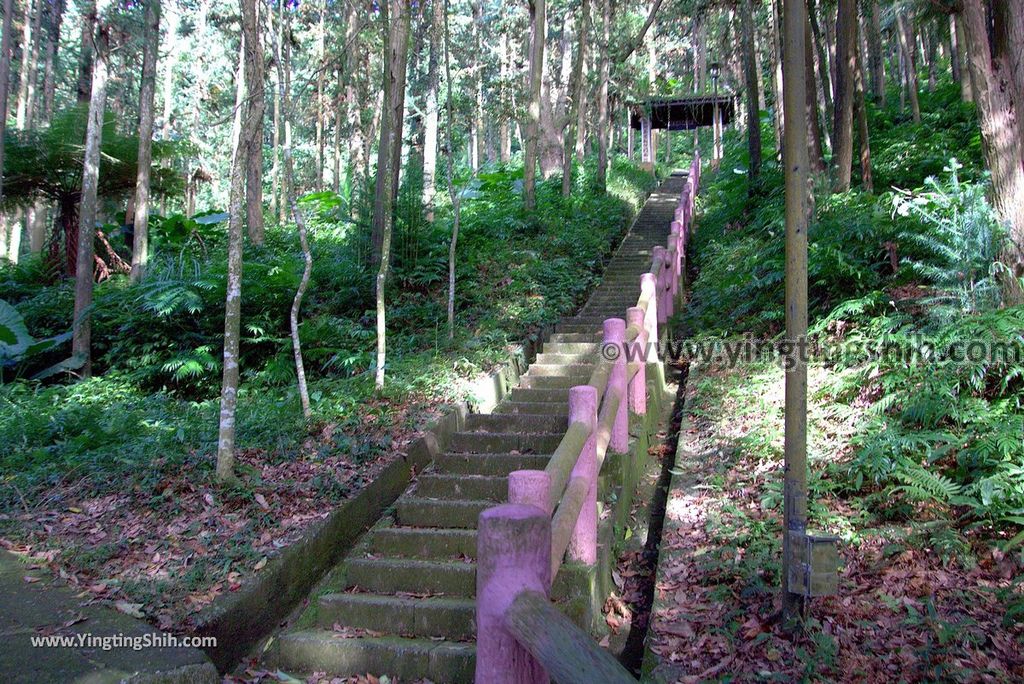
[498,31,511,163]
[769,0,785,156]
[853,15,872,192]
[523,0,545,211]
[15,0,35,129]
[808,0,833,146]
[595,0,610,192]
[781,0,810,627]
[75,0,96,103]
[314,3,325,190]
[0,0,14,206]
[372,0,410,388]
[866,0,884,104]
[471,0,483,171]
[17,0,42,128]
[131,0,160,283]
[41,0,62,121]
[422,0,442,219]
[740,0,761,183]
[959,0,1024,285]
[953,15,973,102]
[562,0,589,197]
[241,0,264,244]
[71,22,108,377]
[993,0,1024,148]
[159,2,177,137]
[896,13,921,123]
[270,0,284,217]
[442,0,460,339]
[804,9,826,174]
[832,0,856,190]
[948,14,961,85]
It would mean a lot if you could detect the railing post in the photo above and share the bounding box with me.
[567,385,597,565]
[509,470,552,515]
[640,273,658,361]
[603,318,629,454]
[661,247,675,320]
[652,246,668,326]
[625,306,647,418]
[476,504,552,684]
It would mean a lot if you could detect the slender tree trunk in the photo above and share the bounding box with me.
[562,0,589,197]
[241,0,264,244]
[442,0,460,339]
[740,0,761,183]
[315,3,325,190]
[131,0,160,284]
[373,0,410,388]
[523,0,545,211]
[18,0,42,128]
[896,13,921,123]
[959,0,1024,284]
[808,0,833,146]
[770,0,785,156]
[954,15,973,102]
[422,0,442,219]
[832,0,856,190]
[333,67,342,190]
[71,22,109,377]
[499,31,511,163]
[15,0,37,129]
[781,0,810,627]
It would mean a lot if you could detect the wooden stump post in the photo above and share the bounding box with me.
[566,385,597,565]
[626,306,647,419]
[509,469,552,515]
[603,318,629,453]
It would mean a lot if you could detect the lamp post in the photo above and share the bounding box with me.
[709,61,722,168]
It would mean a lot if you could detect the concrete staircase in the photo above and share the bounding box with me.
[270,174,687,683]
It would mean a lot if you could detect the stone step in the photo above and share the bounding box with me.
[548,332,602,343]
[345,558,476,596]
[492,400,570,416]
[273,630,475,683]
[509,387,570,403]
[533,352,596,365]
[448,431,562,454]
[465,413,567,433]
[396,497,492,528]
[522,363,593,378]
[519,375,587,390]
[370,527,477,560]
[415,473,504,501]
[540,342,600,355]
[318,594,476,641]
[433,452,550,476]
[554,322,602,334]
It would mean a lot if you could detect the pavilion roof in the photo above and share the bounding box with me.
[628,95,736,130]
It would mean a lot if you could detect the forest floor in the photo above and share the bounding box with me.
[644,359,1024,682]
[0,395,447,633]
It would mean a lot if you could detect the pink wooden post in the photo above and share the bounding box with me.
[626,306,647,417]
[475,504,552,684]
[652,246,668,326]
[640,272,658,361]
[567,385,597,565]
[603,318,629,453]
[667,232,680,298]
[509,470,552,515]
[662,247,675,319]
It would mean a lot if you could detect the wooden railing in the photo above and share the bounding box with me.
[475,153,701,684]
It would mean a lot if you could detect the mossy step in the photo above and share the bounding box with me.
[396,497,492,528]
[492,400,570,416]
[345,558,476,596]
[318,594,476,640]
[272,630,475,683]
[553,322,603,334]
[415,473,506,501]
[465,412,566,433]
[370,527,477,560]
[448,431,562,454]
[433,452,550,475]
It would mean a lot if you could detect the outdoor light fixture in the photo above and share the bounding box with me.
[708,61,721,84]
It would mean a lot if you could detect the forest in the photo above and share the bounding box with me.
[0,0,1023,681]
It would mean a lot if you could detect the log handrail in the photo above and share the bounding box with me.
[475,153,701,684]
